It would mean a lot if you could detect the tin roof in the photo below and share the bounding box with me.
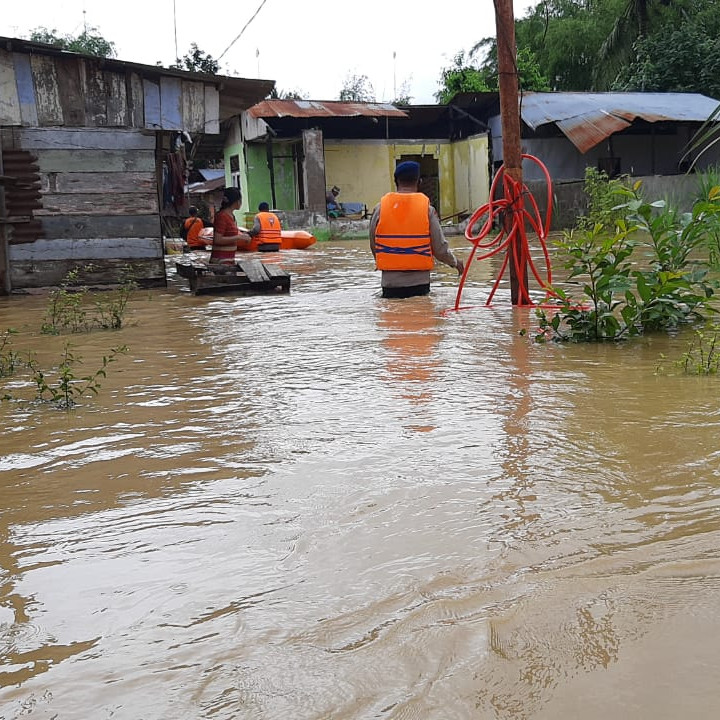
[248,99,408,119]
[520,92,720,153]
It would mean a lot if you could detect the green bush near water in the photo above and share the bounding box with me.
[535,174,720,343]
[1,266,135,409]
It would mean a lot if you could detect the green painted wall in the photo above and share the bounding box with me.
[245,143,298,212]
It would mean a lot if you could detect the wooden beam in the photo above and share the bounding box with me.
[494,0,529,305]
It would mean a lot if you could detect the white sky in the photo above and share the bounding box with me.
[2,0,538,104]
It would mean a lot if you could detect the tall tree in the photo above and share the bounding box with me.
[596,0,688,86]
[613,1,720,97]
[30,26,116,58]
[171,43,219,74]
[339,74,375,102]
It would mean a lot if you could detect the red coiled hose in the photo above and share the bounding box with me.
[453,154,559,311]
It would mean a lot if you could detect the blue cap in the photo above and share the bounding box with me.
[394,161,420,180]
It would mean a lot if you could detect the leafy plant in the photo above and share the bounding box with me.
[42,266,92,334]
[576,167,630,231]
[0,329,21,378]
[536,180,718,343]
[536,220,638,342]
[28,344,128,410]
[93,266,138,329]
[42,265,137,333]
[656,323,720,375]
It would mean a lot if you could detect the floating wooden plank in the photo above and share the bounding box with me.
[55,57,86,126]
[17,128,156,151]
[11,257,166,289]
[204,85,220,134]
[175,256,291,296]
[30,55,64,126]
[237,258,268,283]
[36,193,159,216]
[42,171,156,193]
[35,149,156,173]
[0,49,22,125]
[182,81,205,133]
[143,78,161,130]
[40,214,161,240]
[12,52,38,126]
[9,237,162,260]
[160,77,183,130]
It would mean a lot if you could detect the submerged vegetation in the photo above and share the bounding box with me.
[1,266,134,410]
[535,171,720,343]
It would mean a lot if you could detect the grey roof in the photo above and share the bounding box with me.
[520,92,720,153]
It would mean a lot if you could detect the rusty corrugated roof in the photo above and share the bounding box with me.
[521,92,720,153]
[248,99,408,119]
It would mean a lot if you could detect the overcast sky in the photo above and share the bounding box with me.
[3,0,538,104]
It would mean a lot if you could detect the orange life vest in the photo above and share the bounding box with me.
[375,193,433,271]
[183,216,204,246]
[256,211,282,245]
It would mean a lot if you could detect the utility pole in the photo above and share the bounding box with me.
[494,0,530,305]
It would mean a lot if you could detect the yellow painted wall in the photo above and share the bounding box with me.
[323,137,489,219]
[451,133,490,218]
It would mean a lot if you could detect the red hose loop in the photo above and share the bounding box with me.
[453,154,559,311]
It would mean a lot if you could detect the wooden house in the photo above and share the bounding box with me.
[0,36,273,293]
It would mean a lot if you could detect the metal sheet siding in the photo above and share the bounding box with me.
[521,92,720,152]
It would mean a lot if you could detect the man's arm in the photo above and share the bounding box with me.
[429,206,463,274]
[369,204,380,257]
[247,216,262,237]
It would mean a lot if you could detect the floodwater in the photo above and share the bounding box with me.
[1,237,720,719]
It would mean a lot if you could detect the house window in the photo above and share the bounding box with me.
[229,154,241,190]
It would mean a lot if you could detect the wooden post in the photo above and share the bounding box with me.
[0,133,11,295]
[495,0,530,305]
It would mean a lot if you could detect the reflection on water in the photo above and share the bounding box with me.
[1,239,720,719]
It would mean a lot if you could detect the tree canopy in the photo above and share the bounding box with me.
[171,43,219,74]
[30,26,116,58]
[339,74,376,103]
[436,0,720,99]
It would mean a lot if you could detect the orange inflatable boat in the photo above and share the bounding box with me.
[196,227,316,251]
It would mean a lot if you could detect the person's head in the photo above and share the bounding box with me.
[394,161,421,189]
[258,201,270,212]
[188,205,198,216]
[220,186,242,210]
[331,185,340,196]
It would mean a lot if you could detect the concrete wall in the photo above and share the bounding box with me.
[323,140,390,212]
[451,133,490,219]
[526,173,711,231]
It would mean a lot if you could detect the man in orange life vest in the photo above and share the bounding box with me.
[248,202,282,252]
[369,161,464,298]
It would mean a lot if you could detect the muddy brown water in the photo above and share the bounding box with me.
[1,238,719,719]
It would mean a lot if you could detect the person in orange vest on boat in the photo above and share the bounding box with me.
[369,161,464,298]
[248,202,282,252]
[211,187,251,264]
[182,206,205,251]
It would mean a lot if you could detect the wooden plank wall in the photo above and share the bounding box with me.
[0,51,216,132]
[0,50,224,289]
[4,127,165,288]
